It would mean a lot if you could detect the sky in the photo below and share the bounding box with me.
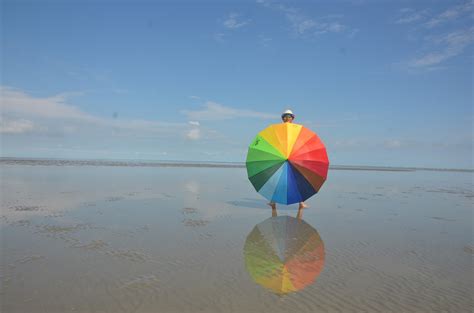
[1,0,473,168]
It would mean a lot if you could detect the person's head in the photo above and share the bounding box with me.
[281,109,295,123]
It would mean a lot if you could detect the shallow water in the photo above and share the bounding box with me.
[1,162,472,313]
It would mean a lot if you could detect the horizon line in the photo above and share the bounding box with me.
[1,157,472,173]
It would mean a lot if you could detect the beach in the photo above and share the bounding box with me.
[1,159,472,313]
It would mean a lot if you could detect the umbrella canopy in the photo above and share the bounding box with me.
[246,123,329,205]
[244,216,325,295]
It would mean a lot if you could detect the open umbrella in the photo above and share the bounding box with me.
[244,216,325,294]
[246,123,329,204]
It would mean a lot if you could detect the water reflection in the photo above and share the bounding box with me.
[243,211,325,295]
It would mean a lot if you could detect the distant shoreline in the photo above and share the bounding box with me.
[1,157,472,173]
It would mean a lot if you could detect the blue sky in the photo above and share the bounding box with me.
[1,0,473,168]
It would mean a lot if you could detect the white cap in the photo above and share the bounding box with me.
[281,109,295,118]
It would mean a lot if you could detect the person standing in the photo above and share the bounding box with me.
[268,109,308,211]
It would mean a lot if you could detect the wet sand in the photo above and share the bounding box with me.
[1,160,472,312]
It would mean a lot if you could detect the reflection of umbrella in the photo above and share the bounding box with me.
[246,123,329,205]
[244,216,325,295]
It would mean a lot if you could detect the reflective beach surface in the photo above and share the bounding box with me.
[1,161,472,313]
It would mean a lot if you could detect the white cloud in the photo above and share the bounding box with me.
[394,2,474,70]
[332,138,472,151]
[213,32,226,43]
[1,87,94,121]
[286,10,346,36]
[258,34,272,46]
[326,22,345,33]
[394,2,473,28]
[186,128,201,140]
[288,14,317,34]
[347,28,360,39]
[257,0,347,37]
[424,0,474,28]
[223,13,250,29]
[399,7,414,14]
[395,8,429,24]
[0,118,37,134]
[0,86,191,138]
[383,139,402,148]
[188,121,200,126]
[408,27,474,68]
[181,101,277,121]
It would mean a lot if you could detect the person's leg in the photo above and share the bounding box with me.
[267,202,277,216]
[272,206,277,217]
[298,201,308,210]
[296,207,303,220]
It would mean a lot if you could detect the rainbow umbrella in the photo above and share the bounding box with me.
[244,216,325,294]
[246,123,329,204]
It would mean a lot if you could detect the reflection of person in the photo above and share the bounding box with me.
[268,109,308,211]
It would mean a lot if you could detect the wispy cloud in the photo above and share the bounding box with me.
[347,28,360,39]
[0,86,196,138]
[257,0,348,37]
[188,121,200,126]
[213,32,226,43]
[258,33,272,47]
[395,1,473,27]
[214,13,250,43]
[223,13,250,29]
[1,87,94,121]
[394,2,474,70]
[186,128,201,140]
[408,27,474,68]
[383,139,402,149]
[332,137,472,151]
[186,120,201,140]
[0,118,38,134]
[395,8,430,24]
[180,101,277,121]
[424,0,474,28]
